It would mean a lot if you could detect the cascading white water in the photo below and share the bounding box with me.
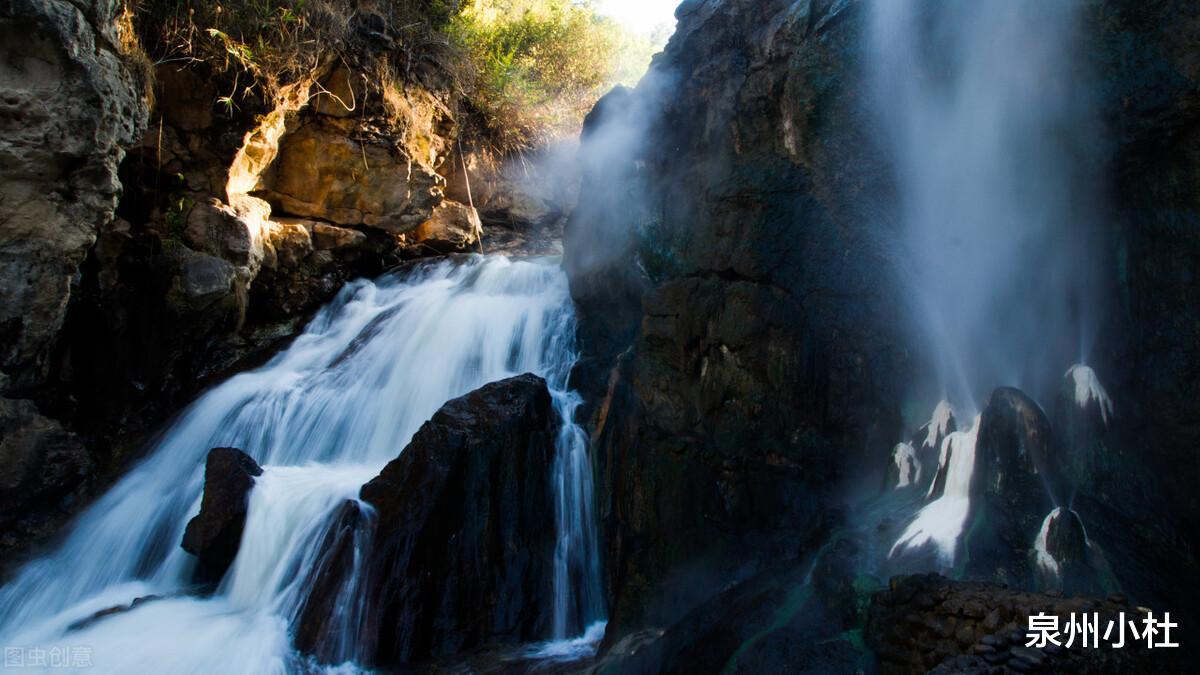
[890,413,980,565]
[869,0,1102,566]
[0,255,604,673]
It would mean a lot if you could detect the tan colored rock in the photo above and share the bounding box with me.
[263,219,314,270]
[311,222,366,250]
[261,119,443,232]
[413,200,482,253]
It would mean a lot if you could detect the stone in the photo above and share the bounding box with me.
[311,222,366,251]
[296,374,559,666]
[411,200,482,253]
[0,0,148,391]
[183,199,256,265]
[181,447,262,585]
[0,398,93,561]
[177,252,236,305]
[261,117,443,231]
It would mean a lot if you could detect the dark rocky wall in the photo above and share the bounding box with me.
[567,0,1200,658]
[568,0,911,641]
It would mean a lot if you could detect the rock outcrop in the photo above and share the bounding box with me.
[0,0,147,567]
[0,398,93,553]
[296,374,560,666]
[181,447,262,584]
[0,0,148,391]
[567,0,908,642]
[566,0,1200,661]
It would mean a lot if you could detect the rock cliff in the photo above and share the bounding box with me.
[566,0,1200,662]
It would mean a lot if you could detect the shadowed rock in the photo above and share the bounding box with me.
[181,447,262,585]
[963,388,1064,586]
[297,373,560,666]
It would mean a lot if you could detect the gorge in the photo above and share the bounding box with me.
[2,0,1199,673]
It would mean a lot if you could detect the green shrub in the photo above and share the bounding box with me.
[449,0,663,149]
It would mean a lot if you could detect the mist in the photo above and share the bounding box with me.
[868,0,1106,413]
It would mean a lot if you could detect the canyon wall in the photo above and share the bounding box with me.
[567,0,1200,662]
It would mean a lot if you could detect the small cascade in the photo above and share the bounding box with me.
[1033,507,1067,580]
[1067,364,1113,425]
[890,442,920,489]
[891,414,981,565]
[922,400,955,451]
[0,255,605,672]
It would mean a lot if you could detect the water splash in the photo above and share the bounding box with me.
[1067,364,1113,425]
[923,400,955,450]
[891,442,920,489]
[0,255,604,671]
[1033,507,1066,579]
[892,414,981,565]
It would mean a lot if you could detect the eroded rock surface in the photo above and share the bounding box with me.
[297,374,560,666]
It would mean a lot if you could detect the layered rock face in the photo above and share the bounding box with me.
[296,374,560,666]
[0,0,147,560]
[567,0,1200,659]
[568,0,909,640]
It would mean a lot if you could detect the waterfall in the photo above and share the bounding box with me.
[890,413,980,565]
[0,255,604,672]
[869,0,1102,567]
[867,0,1101,409]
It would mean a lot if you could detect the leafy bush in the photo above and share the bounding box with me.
[128,0,664,149]
[449,0,663,149]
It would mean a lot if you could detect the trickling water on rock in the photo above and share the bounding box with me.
[0,255,604,672]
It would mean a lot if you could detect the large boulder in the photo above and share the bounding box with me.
[181,447,262,584]
[962,388,1064,586]
[296,374,560,666]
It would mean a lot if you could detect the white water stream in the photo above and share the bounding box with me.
[0,255,604,673]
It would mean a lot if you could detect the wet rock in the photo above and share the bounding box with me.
[588,561,868,675]
[962,388,1064,586]
[181,447,262,585]
[1054,365,1118,499]
[883,442,921,492]
[566,0,908,644]
[298,374,560,666]
[1033,508,1110,597]
[67,594,163,632]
